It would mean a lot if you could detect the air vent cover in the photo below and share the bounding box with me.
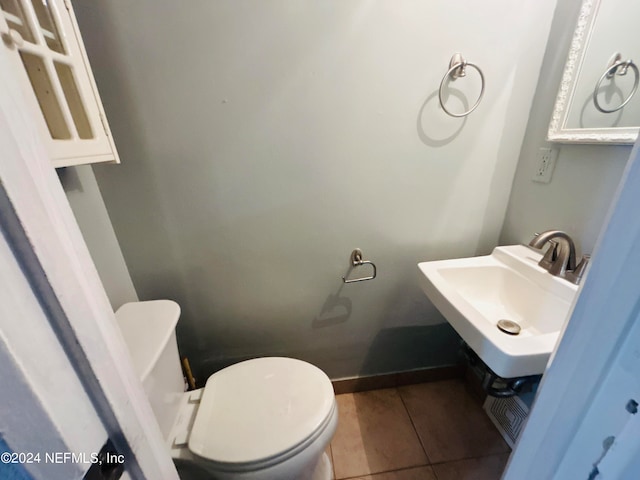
[483,395,529,448]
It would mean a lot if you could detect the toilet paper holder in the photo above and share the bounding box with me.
[342,248,377,283]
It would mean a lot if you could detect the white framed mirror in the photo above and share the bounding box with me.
[548,0,640,144]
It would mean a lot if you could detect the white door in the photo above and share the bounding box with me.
[553,307,640,479]
[0,35,178,480]
[504,142,640,478]
[0,215,107,480]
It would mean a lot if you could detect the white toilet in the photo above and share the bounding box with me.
[115,300,338,480]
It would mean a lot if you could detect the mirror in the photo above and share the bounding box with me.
[548,0,640,144]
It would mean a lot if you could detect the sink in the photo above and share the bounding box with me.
[418,245,579,378]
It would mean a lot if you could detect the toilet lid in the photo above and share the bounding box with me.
[188,357,335,464]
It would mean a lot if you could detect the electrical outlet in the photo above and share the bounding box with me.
[532,147,558,184]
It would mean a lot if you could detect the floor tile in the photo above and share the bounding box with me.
[331,389,428,479]
[431,453,510,480]
[351,466,437,480]
[399,380,510,463]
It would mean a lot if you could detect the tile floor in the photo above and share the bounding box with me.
[328,379,511,480]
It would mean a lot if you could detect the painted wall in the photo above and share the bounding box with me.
[59,165,138,310]
[74,0,556,380]
[500,0,631,256]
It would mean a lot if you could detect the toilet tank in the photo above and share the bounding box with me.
[115,300,185,439]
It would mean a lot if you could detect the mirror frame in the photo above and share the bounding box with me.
[547,0,639,145]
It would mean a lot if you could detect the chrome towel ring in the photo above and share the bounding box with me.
[342,248,377,283]
[593,54,639,114]
[438,53,485,117]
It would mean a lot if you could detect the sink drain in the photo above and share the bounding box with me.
[497,319,521,335]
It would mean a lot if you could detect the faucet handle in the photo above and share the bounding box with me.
[566,254,591,285]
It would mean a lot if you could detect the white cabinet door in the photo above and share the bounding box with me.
[0,0,119,167]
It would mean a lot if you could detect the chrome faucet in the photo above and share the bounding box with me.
[528,230,590,284]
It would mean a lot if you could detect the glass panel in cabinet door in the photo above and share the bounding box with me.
[20,52,70,139]
[54,61,93,139]
[0,0,35,43]
[29,0,65,53]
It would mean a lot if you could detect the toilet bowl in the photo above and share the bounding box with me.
[115,301,338,480]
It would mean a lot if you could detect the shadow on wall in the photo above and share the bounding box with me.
[312,283,352,329]
[357,324,461,377]
[180,252,463,387]
[190,323,461,386]
[416,89,468,148]
[306,268,462,380]
[186,287,461,388]
[57,167,83,192]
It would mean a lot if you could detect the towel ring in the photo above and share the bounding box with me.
[438,54,485,118]
[592,58,639,113]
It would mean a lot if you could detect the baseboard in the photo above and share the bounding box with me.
[331,365,463,395]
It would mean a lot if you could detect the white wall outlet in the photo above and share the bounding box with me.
[532,147,558,184]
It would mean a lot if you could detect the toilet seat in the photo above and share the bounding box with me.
[188,400,337,475]
[184,357,335,469]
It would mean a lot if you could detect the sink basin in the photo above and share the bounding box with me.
[418,245,579,378]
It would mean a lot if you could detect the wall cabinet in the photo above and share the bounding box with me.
[0,0,119,167]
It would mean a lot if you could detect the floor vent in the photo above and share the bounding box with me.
[483,394,529,448]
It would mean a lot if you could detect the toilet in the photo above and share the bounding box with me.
[115,300,338,480]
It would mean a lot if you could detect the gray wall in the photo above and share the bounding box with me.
[500,0,631,255]
[74,0,556,380]
[60,166,138,310]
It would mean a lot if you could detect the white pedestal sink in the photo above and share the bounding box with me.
[418,245,579,378]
